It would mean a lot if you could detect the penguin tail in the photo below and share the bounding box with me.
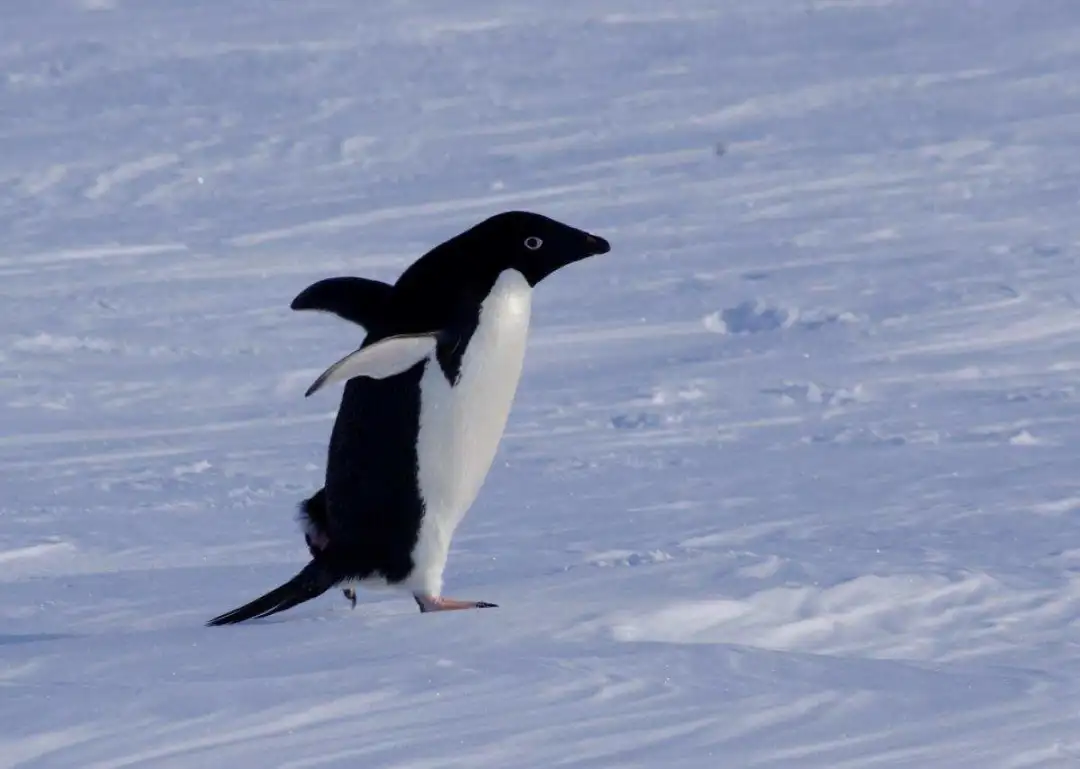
[206,559,339,627]
[299,489,329,533]
[298,489,330,558]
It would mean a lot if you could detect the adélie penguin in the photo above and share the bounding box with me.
[206,210,611,625]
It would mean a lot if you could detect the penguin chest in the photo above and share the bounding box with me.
[415,269,532,531]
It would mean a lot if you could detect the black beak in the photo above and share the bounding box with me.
[585,234,611,255]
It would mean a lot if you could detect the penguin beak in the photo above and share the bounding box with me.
[521,227,610,286]
[584,234,611,255]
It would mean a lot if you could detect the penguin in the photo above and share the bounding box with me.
[206,210,610,625]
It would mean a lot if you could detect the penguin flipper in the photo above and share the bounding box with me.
[304,332,440,397]
[290,277,393,330]
[206,560,339,626]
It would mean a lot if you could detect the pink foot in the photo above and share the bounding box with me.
[413,594,498,613]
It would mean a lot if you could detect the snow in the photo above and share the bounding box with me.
[3,0,1080,766]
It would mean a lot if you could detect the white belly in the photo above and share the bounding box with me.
[407,268,532,596]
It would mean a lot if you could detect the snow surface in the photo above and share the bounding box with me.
[3,1,1080,766]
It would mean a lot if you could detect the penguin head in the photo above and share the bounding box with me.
[467,210,611,287]
[388,211,610,330]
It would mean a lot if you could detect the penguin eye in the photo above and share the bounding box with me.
[524,236,543,251]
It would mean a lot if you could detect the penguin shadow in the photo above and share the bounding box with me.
[0,632,79,646]
[218,612,327,627]
[207,601,374,627]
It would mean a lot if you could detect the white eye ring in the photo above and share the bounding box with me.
[524,236,543,250]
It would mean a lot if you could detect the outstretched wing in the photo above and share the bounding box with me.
[304,332,441,397]
[290,276,393,330]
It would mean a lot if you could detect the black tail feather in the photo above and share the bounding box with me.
[206,559,339,627]
[300,488,328,531]
[299,489,329,558]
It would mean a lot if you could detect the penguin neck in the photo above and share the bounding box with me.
[482,268,533,331]
[453,267,533,396]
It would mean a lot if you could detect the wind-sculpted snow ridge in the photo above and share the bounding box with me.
[3,0,1080,766]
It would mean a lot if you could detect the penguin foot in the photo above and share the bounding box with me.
[413,594,498,613]
[343,588,357,608]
